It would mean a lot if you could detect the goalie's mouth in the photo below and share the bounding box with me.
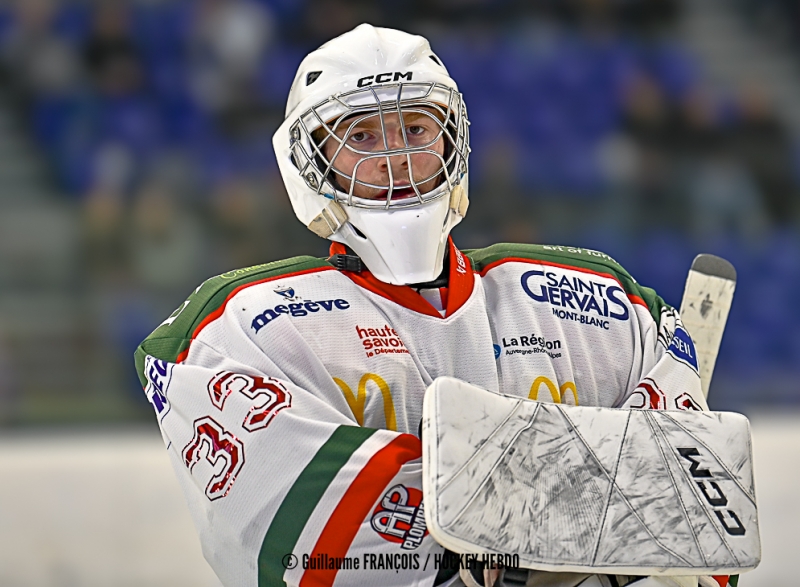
[373,185,418,201]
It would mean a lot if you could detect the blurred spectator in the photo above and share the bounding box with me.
[82,1,144,97]
[729,84,798,224]
[465,136,539,247]
[0,324,19,426]
[129,179,205,296]
[596,132,639,234]
[83,186,127,287]
[188,0,276,138]
[81,142,136,268]
[674,86,725,158]
[208,169,332,270]
[622,73,678,154]
[302,0,381,45]
[209,176,272,269]
[687,151,769,242]
[2,0,81,98]
[620,73,681,228]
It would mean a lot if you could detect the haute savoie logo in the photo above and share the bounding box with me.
[356,325,409,358]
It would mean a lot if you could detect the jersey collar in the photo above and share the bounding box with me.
[329,238,474,318]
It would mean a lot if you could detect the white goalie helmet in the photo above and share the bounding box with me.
[273,24,470,285]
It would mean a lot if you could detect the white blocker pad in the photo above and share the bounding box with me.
[422,377,760,576]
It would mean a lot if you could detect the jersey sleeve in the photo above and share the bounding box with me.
[617,303,709,412]
[136,263,444,587]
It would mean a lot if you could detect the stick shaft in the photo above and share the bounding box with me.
[679,254,737,398]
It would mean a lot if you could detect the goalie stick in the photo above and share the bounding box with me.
[678,254,737,399]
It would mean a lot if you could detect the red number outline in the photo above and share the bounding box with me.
[207,371,292,430]
[630,378,666,410]
[182,417,245,501]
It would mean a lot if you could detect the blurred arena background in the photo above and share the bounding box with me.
[0,0,796,584]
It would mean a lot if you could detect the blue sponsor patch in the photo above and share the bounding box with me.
[493,344,501,360]
[144,356,173,419]
[668,326,698,372]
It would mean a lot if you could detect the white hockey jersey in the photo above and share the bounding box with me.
[135,240,708,587]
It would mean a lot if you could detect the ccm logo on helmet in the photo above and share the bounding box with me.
[357,71,413,87]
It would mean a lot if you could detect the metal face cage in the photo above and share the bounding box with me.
[288,82,470,210]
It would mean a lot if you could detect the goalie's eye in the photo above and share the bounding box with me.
[349,131,370,143]
[343,129,379,151]
[407,125,426,136]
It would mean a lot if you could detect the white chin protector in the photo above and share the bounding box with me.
[334,194,455,285]
[273,25,470,285]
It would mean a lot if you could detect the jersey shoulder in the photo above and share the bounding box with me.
[134,255,331,386]
[464,242,668,322]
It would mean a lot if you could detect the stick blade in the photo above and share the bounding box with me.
[680,254,737,398]
[691,254,737,282]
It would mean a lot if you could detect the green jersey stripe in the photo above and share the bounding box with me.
[134,258,332,386]
[257,425,377,587]
[300,433,422,587]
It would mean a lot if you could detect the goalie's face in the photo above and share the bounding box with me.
[319,108,447,201]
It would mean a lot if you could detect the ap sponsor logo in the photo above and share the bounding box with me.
[521,269,629,330]
[371,484,428,550]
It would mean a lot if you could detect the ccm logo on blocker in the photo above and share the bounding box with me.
[251,299,350,332]
[678,447,746,536]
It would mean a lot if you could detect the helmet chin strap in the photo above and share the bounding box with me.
[327,244,451,289]
[327,251,365,273]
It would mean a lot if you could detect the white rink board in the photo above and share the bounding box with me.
[0,415,796,587]
[740,413,800,587]
[0,429,221,587]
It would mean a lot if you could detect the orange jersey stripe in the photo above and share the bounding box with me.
[299,434,422,587]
